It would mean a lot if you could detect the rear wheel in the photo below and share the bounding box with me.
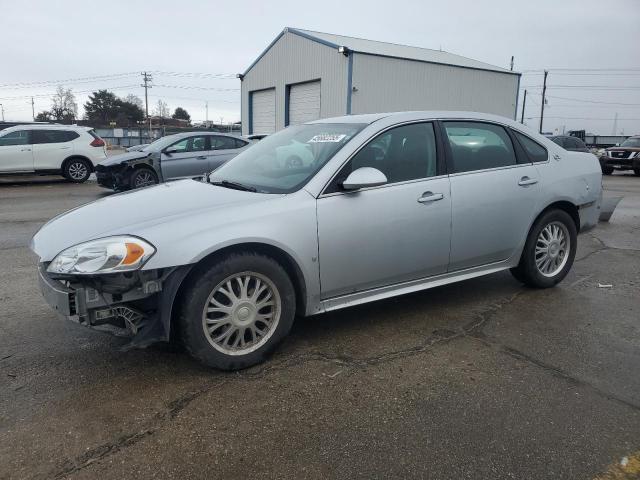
[178,252,296,370]
[510,209,577,288]
[602,166,614,175]
[129,167,158,189]
[63,158,91,183]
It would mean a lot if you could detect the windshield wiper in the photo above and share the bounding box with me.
[210,180,257,192]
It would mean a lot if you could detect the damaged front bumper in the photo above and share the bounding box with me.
[38,263,191,348]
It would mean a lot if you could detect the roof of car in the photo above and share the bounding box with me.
[164,131,246,140]
[1,124,91,133]
[310,111,523,126]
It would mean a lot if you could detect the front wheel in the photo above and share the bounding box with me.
[178,253,296,370]
[510,209,577,288]
[64,158,91,183]
[602,166,614,175]
[634,168,640,177]
[129,167,158,189]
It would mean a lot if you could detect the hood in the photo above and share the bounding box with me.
[31,179,275,262]
[606,146,640,152]
[97,151,153,167]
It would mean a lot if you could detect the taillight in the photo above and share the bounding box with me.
[90,138,105,147]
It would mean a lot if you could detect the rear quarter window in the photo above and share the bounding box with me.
[33,130,79,144]
[513,131,548,163]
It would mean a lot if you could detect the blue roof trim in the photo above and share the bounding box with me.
[243,27,341,77]
[287,27,341,49]
[242,28,288,77]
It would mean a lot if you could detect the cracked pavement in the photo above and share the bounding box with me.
[1,173,639,479]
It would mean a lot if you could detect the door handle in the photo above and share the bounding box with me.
[417,192,444,203]
[518,176,538,186]
[197,155,207,160]
[20,148,32,152]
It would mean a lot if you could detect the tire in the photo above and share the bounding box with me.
[129,167,159,189]
[178,252,296,370]
[634,168,640,177]
[510,209,577,288]
[602,166,614,175]
[63,158,91,183]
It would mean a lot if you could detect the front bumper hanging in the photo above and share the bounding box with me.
[38,264,192,348]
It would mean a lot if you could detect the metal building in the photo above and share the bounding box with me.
[240,28,521,135]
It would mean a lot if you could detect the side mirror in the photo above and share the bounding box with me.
[163,147,179,155]
[342,167,387,191]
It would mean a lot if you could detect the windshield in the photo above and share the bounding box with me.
[209,123,365,193]
[620,138,640,148]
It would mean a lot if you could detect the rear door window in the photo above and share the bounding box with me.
[0,130,30,146]
[512,131,548,163]
[211,136,240,150]
[443,122,517,173]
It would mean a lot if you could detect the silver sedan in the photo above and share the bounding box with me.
[32,111,602,370]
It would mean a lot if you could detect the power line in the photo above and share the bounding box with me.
[0,72,140,89]
[0,85,140,100]
[522,85,640,90]
[525,116,640,120]
[544,95,640,106]
[521,68,640,73]
[0,71,237,89]
[153,84,239,92]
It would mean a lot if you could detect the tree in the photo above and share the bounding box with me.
[117,97,144,124]
[172,107,191,123]
[50,86,77,122]
[123,94,144,110]
[35,111,52,122]
[84,90,120,123]
[153,99,169,118]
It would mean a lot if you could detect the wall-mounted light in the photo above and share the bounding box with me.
[338,46,350,56]
[236,74,244,80]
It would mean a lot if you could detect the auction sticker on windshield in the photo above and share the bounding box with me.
[308,134,347,143]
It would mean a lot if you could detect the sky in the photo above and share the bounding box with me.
[1,0,639,135]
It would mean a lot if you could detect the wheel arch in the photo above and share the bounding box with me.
[536,200,580,233]
[172,241,308,327]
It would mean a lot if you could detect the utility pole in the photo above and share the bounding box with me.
[539,70,548,134]
[0,104,4,122]
[141,72,153,137]
[31,97,35,121]
[205,101,208,125]
[612,112,618,135]
[520,90,527,124]
[510,56,514,71]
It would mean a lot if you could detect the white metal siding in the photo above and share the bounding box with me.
[351,53,519,119]
[251,89,276,134]
[241,32,348,135]
[288,81,321,125]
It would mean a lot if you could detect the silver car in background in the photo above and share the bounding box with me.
[32,111,602,370]
[95,132,251,190]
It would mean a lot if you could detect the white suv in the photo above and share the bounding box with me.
[0,125,107,183]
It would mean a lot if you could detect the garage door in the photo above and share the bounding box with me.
[288,81,321,126]
[251,89,276,134]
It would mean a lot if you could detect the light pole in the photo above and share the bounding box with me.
[0,104,4,122]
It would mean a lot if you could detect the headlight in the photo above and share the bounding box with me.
[47,236,156,275]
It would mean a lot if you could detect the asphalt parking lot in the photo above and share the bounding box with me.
[1,173,639,480]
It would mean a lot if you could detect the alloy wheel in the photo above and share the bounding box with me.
[68,162,88,181]
[134,171,156,187]
[201,272,281,356]
[535,221,570,277]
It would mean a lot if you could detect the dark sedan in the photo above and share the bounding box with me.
[549,135,590,153]
[96,132,251,190]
